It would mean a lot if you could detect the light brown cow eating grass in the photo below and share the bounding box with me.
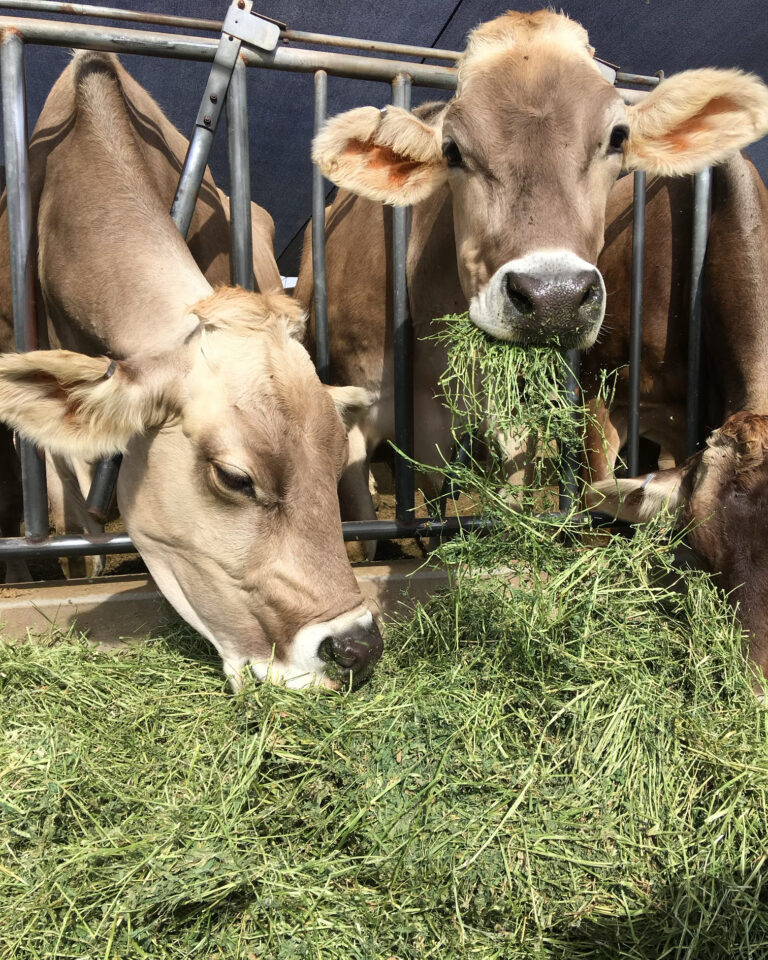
[296,8,768,556]
[0,52,383,691]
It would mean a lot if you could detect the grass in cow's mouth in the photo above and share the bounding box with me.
[2,314,767,958]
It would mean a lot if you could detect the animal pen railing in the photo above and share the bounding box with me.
[0,0,710,566]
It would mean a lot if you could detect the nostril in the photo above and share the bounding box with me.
[504,274,534,316]
[580,284,600,309]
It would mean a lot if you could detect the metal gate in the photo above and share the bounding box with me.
[0,0,709,566]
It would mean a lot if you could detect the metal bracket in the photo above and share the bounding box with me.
[194,0,279,131]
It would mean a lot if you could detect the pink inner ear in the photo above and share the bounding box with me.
[659,94,741,153]
[342,138,423,186]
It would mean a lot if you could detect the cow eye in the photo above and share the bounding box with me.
[211,461,254,497]
[607,125,629,154]
[442,138,464,168]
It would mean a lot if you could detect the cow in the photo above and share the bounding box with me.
[587,412,768,691]
[0,49,286,582]
[582,151,768,481]
[0,51,383,690]
[294,9,768,551]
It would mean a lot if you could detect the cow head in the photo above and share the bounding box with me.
[313,10,768,348]
[587,413,768,689]
[0,289,383,690]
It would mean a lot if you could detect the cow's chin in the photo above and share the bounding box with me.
[467,250,606,350]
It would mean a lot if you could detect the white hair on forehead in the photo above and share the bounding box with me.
[458,9,599,88]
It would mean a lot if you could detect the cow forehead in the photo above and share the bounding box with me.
[450,49,621,137]
[181,330,345,456]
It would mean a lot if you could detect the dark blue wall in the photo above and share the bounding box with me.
[1,0,766,273]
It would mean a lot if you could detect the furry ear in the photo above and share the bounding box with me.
[189,288,307,340]
[586,467,691,523]
[0,350,173,460]
[312,105,447,206]
[326,385,375,432]
[624,68,768,175]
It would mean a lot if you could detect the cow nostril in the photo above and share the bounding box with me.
[580,283,600,308]
[504,274,534,316]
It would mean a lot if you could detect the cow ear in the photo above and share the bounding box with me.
[326,385,375,431]
[586,467,691,523]
[0,350,173,460]
[624,68,768,175]
[312,105,447,206]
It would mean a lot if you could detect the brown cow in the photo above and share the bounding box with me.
[0,52,383,690]
[583,152,768,480]
[296,9,768,544]
[588,412,768,691]
[0,51,284,581]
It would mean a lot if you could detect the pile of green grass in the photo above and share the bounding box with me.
[2,314,767,958]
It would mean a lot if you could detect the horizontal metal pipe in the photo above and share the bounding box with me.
[283,29,459,61]
[616,70,660,87]
[0,17,459,88]
[0,532,134,559]
[0,0,224,32]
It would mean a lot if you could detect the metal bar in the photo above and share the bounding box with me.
[558,349,582,513]
[0,0,224,32]
[226,57,253,290]
[85,454,121,522]
[312,69,329,382]
[0,32,48,541]
[170,127,216,238]
[0,532,134,558]
[0,18,459,89]
[283,29,459,62]
[686,167,712,456]
[391,73,414,523]
[615,71,660,87]
[627,170,646,477]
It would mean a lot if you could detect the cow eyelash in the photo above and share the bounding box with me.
[442,138,464,168]
[211,461,255,496]
[607,125,629,154]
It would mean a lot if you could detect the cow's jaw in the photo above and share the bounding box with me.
[468,249,606,348]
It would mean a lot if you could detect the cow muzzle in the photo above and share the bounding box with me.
[285,605,383,689]
[469,250,606,348]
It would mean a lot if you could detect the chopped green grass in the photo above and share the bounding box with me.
[2,314,767,958]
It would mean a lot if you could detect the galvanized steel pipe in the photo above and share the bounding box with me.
[1,33,49,541]
[312,69,330,382]
[226,57,254,290]
[686,168,712,456]
[627,170,647,476]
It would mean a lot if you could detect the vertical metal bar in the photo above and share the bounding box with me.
[226,57,253,290]
[558,349,581,514]
[686,168,711,457]
[627,170,646,477]
[391,73,414,522]
[1,34,48,541]
[170,127,217,238]
[312,69,330,383]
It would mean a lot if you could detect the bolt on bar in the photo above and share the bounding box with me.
[226,57,254,290]
[391,72,415,523]
[0,33,48,541]
[627,170,647,476]
[686,168,712,456]
[312,69,330,382]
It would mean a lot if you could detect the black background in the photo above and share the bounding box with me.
[2,0,766,274]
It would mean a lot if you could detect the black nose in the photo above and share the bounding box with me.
[320,618,384,685]
[503,264,603,336]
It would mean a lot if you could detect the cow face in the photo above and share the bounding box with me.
[313,10,768,348]
[0,289,383,690]
[588,413,768,689]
